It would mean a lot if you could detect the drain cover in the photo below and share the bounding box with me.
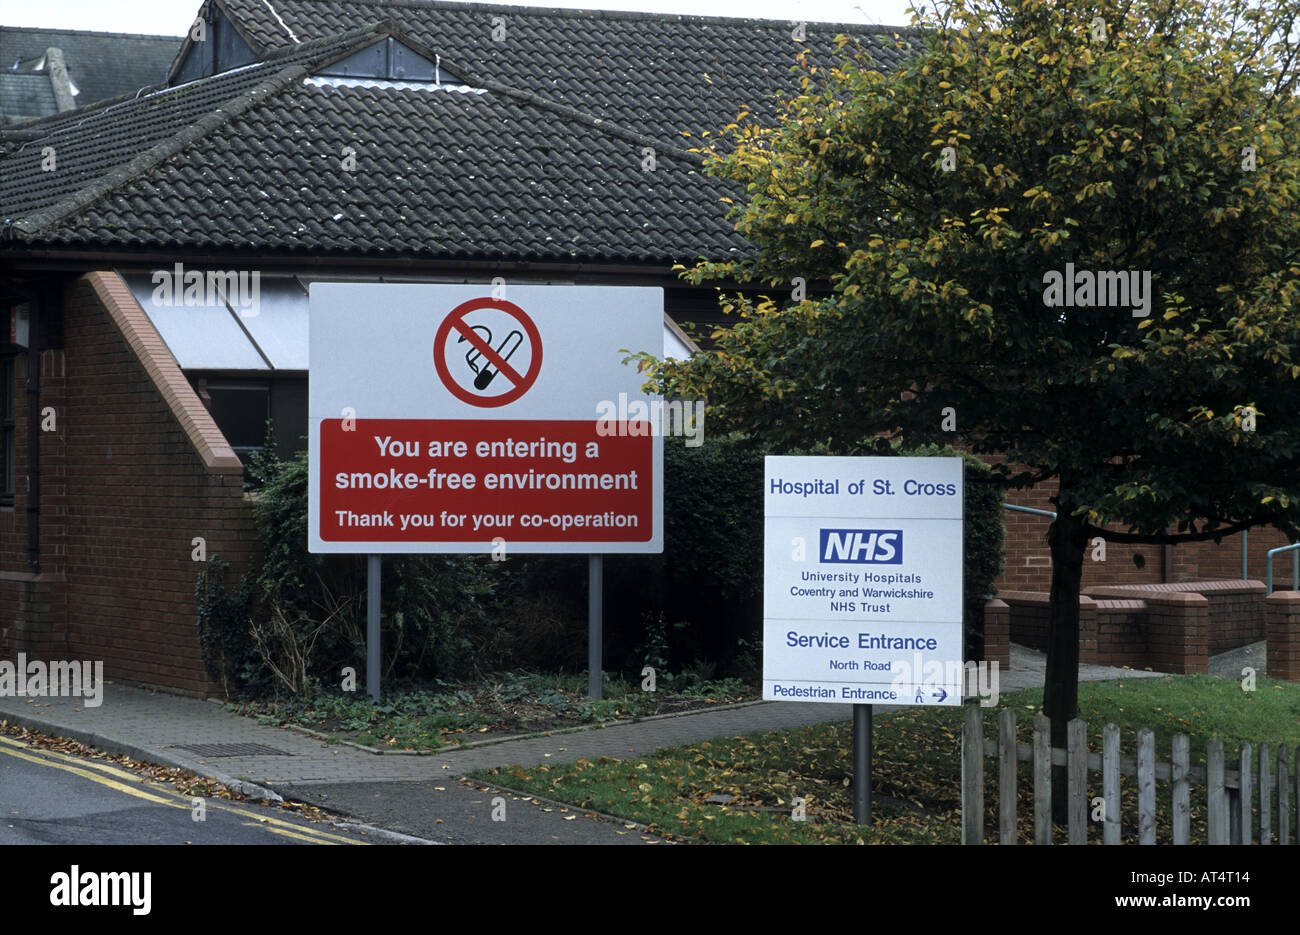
[171,742,293,758]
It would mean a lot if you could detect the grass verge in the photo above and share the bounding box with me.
[470,674,1300,844]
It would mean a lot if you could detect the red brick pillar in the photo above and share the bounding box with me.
[1145,592,1209,673]
[983,598,1010,668]
[1079,595,1099,665]
[1265,591,1300,682]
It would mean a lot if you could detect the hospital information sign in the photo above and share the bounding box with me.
[763,455,964,706]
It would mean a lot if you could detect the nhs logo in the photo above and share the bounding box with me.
[820,529,902,564]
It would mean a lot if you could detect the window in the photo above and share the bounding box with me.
[203,381,270,455]
[1,355,14,505]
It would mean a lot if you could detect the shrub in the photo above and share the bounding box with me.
[195,557,266,697]
[198,448,498,698]
[604,433,766,677]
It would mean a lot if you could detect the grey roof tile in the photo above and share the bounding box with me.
[0,73,58,122]
[0,25,180,109]
[0,6,916,265]
[188,0,916,146]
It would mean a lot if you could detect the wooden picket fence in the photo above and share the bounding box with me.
[961,705,1299,844]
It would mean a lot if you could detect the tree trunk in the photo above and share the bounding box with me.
[1044,500,1086,824]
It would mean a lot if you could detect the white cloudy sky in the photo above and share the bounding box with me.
[2,0,925,34]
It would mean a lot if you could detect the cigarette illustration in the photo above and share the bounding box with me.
[460,326,524,390]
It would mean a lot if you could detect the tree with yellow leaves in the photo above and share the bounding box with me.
[639,0,1300,815]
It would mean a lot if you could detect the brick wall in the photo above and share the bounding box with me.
[1002,581,1250,673]
[0,575,69,659]
[993,471,1296,594]
[997,591,1051,653]
[1092,599,1146,667]
[63,272,258,694]
[1086,580,1265,655]
[1,273,258,696]
[6,273,1290,696]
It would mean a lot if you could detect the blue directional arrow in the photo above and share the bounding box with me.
[932,687,948,703]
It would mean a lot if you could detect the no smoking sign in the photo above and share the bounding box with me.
[309,282,664,553]
[433,298,542,407]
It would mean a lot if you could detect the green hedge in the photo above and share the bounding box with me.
[596,436,1006,675]
[497,436,768,679]
[200,437,1007,695]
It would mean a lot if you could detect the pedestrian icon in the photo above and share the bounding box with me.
[433,297,543,408]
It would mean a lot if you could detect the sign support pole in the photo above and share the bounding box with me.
[367,554,381,702]
[853,703,872,824]
[588,554,603,700]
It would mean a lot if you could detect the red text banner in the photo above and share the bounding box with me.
[319,419,654,543]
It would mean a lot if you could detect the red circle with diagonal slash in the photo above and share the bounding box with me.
[433,298,543,408]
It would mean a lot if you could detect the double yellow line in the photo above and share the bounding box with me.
[0,735,365,844]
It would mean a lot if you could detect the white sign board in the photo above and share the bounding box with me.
[308,283,664,554]
[763,456,964,705]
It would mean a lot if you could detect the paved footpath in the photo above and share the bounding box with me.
[0,688,858,789]
[0,644,1206,843]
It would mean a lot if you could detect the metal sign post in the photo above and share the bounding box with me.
[588,554,603,699]
[853,703,872,823]
[367,554,381,702]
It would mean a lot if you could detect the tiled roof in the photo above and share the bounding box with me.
[0,29,379,221]
[0,26,181,111]
[0,5,916,265]
[0,72,57,122]
[186,0,916,147]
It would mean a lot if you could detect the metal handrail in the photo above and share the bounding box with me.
[1003,503,1056,519]
[1265,542,1300,594]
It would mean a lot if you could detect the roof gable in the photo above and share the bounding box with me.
[170,1,263,84]
[319,35,460,84]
